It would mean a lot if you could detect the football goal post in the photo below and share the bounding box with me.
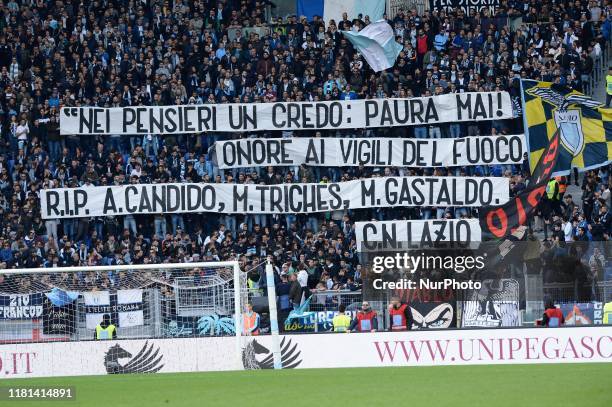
[0,261,247,369]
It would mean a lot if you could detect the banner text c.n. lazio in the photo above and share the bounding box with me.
[355,219,482,251]
[40,177,509,219]
[60,92,513,135]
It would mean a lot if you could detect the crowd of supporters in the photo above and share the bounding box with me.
[0,0,611,293]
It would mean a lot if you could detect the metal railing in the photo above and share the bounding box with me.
[387,0,429,16]
[308,290,364,312]
[543,281,612,304]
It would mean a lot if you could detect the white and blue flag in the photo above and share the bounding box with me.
[343,21,402,72]
[297,0,385,24]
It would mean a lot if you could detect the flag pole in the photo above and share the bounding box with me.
[265,257,283,369]
[519,78,532,175]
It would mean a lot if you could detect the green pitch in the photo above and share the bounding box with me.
[2,363,610,407]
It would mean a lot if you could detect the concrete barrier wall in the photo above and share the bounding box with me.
[1,326,610,378]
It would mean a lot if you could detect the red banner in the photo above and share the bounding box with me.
[480,130,560,238]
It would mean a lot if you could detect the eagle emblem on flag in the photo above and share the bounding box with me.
[522,79,612,176]
[526,87,603,112]
[525,86,601,158]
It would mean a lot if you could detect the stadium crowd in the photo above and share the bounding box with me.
[0,0,611,294]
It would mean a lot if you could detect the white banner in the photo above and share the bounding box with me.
[461,301,520,327]
[355,219,482,251]
[59,92,514,135]
[83,291,110,330]
[83,290,144,329]
[461,279,520,328]
[213,135,525,169]
[40,177,509,219]
[117,289,144,328]
[2,327,610,378]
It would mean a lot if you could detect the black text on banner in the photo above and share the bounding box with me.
[214,135,525,169]
[40,177,509,219]
[355,219,482,251]
[60,93,514,135]
[430,0,500,14]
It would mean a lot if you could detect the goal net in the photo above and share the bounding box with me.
[0,262,247,348]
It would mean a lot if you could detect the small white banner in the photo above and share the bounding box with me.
[116,290,144,328]
[83,291,111,330]
[83,290,144,329]
[355,219,482,251]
